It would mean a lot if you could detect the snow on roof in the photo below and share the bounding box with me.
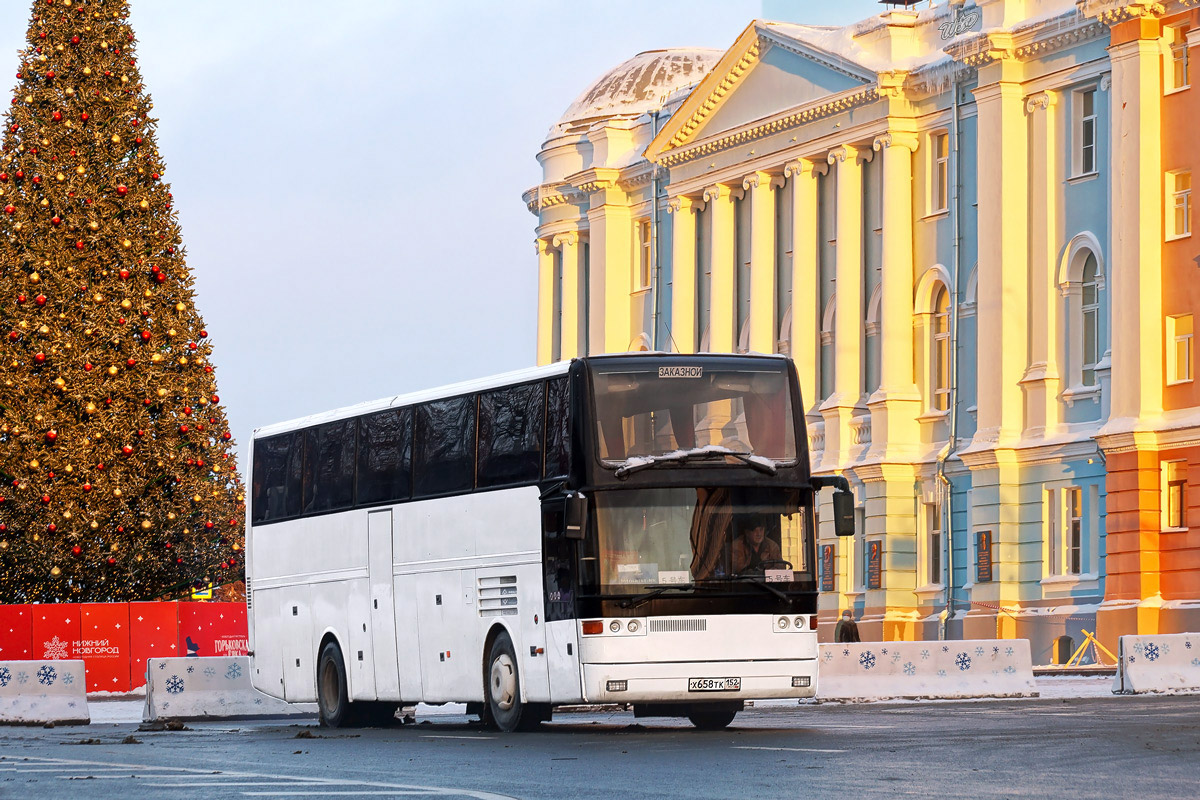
[547,48,722,140]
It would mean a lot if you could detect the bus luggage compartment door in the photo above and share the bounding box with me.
[368,510,401,700]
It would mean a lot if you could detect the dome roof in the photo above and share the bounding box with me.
[548,48,722,139]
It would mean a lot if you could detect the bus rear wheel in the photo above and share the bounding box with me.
[688,707,738,730]
[317,640,363,728]
[484,631,541,732]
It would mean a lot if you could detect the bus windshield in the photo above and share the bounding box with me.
[590,358,797,464]
[579,487,814,595]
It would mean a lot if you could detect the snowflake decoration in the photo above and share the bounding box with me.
[881,648,889,655]
[186,666,195,674]
[0,667,10,688]
[942,645,950,653]
[1004,666,1016,674]
[225,662,243,680]
[859,651,877,670]
[903,662,916,676]
[1129,655,1136,663]
[891,652,902,663]
[254,698,263,705]
[42,635,69,660]
[1186,641,1192,650]
[920,649,931,661]
[1132,641,1145,655]
[937,669,947,678]
[974,647,985,657]
[37,665,57,686]
[1192,658,1200,668]
[16,671,29,685]
[843,648,850,657]
[165,675,185,695]
[992,646,1000,654]
[955,652,972,671]
[203,666,217,678]
[1145,643,1160,662]
[62,673,74,686]
[1005,647,1014,657]
[158,662,167,670]
[822,651,833,663]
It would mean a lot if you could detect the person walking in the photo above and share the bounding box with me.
[834,610,861,643]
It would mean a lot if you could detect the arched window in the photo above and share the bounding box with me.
[820,296,836,400]
[1080,254,1099,386]
[865,286,882,395]
[932,285,951,411]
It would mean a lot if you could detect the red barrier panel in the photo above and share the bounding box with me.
[0,604,33,660]
[129,601,179,689]
[30,603,80,661]
[80,603,132,693]
[178,602,248,658]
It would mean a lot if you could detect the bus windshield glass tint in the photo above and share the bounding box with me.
[580,487,813,593]
[590,359,797,463]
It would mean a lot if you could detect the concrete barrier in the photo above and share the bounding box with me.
[0,659,89,725]
[817,640,1037,701]
[1112,633,1200,694]
[144,657,315,721]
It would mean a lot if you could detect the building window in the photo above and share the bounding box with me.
[924,500,943,586]
[1074,88,1097,177]
[1163,461,1188,531]
[1045,486,1090,576]
[1166,24,1191,92]
[1081,256,1099,386]
[1168,314,1194,384]
[932,284,951,410]
[1167,170,1192,239]
[634,219,652,291]
[930,131,949,213]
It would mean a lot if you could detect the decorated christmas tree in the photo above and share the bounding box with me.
[0,0,244,602]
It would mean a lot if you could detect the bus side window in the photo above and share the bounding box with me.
[542,501,575,621]
[302,419,356,514]
[414,395,476,497]
[544,377,570,479]
[478,382,544,488]
[356,408,412,505]
[253,432,302,523]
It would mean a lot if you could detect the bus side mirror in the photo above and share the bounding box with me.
[564,492,588,540]
[832,490,855,537]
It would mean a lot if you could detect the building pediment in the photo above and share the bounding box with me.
[644,21,876,164]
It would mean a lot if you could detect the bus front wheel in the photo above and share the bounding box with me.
[484,632,541,732]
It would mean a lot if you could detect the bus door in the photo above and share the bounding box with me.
[367,510,401,699]
[542,499,583,703]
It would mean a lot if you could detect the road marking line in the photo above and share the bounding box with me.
[734,746,846,753]
[241,793,445,797]
[420,735,495,740]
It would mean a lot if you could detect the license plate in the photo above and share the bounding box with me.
[688,677,741,692]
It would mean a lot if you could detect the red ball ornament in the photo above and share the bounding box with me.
[45,430,57,441]
[8,331,18,340]
[188,342,197,351]
[107,556,116,565]
[51,111,62,122]
[205,521,214,529]
[117,526,125,533]
[200,330,208,338]
[126,357,136,367]
[84,363,93,371]
[116,185,128,196]
[71,35,80,45]
[176,557,184,564]
[80,112,89,122]
[220,561,229,570]
[155,272,166,284]
[210,394,220,405]
[119,269,130,280]
[13,171,23,180]
[182,407,192,416]
[229,557,238,566]
[72,545,81,555]
[0,174,7,182]
[35,294,46,306]
[76,241,85,250]
[140,330,151,341]
[135,137,143,145]
[143,398,151,406]
[50,215,61,226]
[179,424,189,434]
[47,523,56,532]
[41,495,51,504]
[222,432,232,441]
[121,445,133,455]
[136,429,144,437]
[16,294,27,303]
[82,483,91,492]
[96,463,105,470]
[3,205,14,215]
[33,352,46,363]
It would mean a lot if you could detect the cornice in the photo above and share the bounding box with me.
[665,40,763,152]
[945,31,1017,68]
[656,85,880,168]
[617,168,654,191]
[523,184,586,215]
[1079,1,1165,25]
[565,167,622,195]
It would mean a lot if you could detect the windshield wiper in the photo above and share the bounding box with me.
[613,445,777,479]
[618,583,695,609]
[696,575,789,600]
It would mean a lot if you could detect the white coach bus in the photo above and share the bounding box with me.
[246,353,853,731]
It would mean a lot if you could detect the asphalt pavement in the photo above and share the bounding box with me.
[1,678,1196,800]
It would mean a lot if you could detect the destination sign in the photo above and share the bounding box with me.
[658,366,703,378]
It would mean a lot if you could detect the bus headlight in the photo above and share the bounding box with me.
[626,619,640,633]
[609,620,622,633]
[794,616,805,629]
[776,616,790,630]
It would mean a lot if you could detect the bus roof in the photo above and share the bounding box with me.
[251,351,791,439]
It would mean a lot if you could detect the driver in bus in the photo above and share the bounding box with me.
[731,519,782,575]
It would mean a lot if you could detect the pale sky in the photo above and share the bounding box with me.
[0,0,890,462]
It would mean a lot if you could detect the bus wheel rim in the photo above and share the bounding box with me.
[490,654,516,712]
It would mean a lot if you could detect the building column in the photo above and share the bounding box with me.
[1097,11,1166,644]
[668,195,701,354]
[704,182,742,353]
[868,131,922,461]
[536,237,555,366]
[744,170,779,355]
[971,71,1029,449]
[821,144,867,467]
[577,170,631,354]
[1022,91,1062,437]
[553,231,583,360]
[785,159,821,412]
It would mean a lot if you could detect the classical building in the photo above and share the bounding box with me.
[524,0,1199,659]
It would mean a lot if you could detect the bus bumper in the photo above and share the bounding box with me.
[581,659,817,704]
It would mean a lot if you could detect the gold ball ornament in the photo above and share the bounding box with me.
[82,66,91,76]
[90,521,98,529]
[113,488,122,497]
[120,299,131,310]
[76,165,86,175]
[50,566,61,576]
[88,221,98,230]
[107,366,118,375]
[140,520,151,530]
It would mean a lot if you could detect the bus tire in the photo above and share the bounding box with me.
[484,631,539,732]
[687,708,737,730]
[316,640,359,728]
